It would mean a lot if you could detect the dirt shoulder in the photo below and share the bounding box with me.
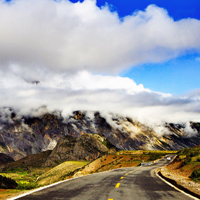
[157,161,200,198]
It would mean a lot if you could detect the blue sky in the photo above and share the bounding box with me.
[66,0,200,95]
[122,54,200,94]
[71,0,200,20]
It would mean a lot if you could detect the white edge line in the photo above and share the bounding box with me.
[7,166,135,200]
[156,170,199,200]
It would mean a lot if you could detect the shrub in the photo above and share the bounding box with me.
[190,169,200,182]
[102,139,115,149]
[183,157,191,166]
[148,153,163,161]
[0,175,18,189]
[17,182,38,190]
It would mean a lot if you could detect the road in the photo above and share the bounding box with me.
[16,155,194,200]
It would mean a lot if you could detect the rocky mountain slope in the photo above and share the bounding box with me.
[0,108,200,161]
[43,134,114,167]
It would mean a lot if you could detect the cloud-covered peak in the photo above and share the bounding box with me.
[0,70,200,127]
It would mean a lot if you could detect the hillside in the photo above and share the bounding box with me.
[43,134,115,167]
[77,150,174,175]
[37,161,90,186]
[160,146,200,196]
[165,146,200,180]
[0,154,14,166]
[0,150,52,172]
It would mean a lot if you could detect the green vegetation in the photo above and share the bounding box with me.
[116,150,178,155]
[115,150,177,162]
[190,169,200,182]
[17,181,37,190]
[178,146,200,166]
[102,139,115,149]
[6,167,22,173]
[0,167,51,191]
[0,160,90,199]
[177,146,200,182]
[147,153,164,161]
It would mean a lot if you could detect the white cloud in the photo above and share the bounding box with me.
[0,0,200,74]
[0,0,200,136]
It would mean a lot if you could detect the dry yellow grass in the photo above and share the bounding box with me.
[37,161,90,186]
[116,150,178,155]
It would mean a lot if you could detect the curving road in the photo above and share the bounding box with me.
[15,155,194,200]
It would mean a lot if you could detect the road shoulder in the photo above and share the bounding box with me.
[156,167,200,199]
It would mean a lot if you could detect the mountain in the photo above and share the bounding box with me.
[0,110,65,160]
[0,108,200,162]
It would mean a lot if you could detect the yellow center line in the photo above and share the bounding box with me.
[120,176,124,179]
[108,199,113,200]
[125,173,128,175]
[130,171,133,173]
[115,183,120,188]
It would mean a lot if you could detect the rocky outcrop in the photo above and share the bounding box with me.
[44,134,109,167]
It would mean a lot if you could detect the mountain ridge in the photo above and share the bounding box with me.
[0,108,200,161]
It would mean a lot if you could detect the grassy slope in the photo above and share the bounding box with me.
[166,146,200,181]
[37,161,90,186]
[0,161,89,199]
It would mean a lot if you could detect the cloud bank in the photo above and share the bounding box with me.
[0,0,200,73]
[1,70,200,124]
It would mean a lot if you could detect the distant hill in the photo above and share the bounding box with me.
[0,150,52,172]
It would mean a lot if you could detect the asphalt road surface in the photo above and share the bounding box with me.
[16,155,194,200]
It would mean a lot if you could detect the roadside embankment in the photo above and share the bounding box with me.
[156,163,200,199]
